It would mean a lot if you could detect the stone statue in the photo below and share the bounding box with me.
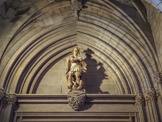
[66,47,87,92]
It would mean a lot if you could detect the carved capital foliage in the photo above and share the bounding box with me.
[67,91,86,111]
[5,94,17,104]
[153,72,162,84]
[135,93,145,106]
[144,88,156,103]
[155,88,161,99]
[0,88,5,100]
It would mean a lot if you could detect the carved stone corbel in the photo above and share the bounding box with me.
[135,93,145,107]
[5,94,17,104]
[67,91,86,111]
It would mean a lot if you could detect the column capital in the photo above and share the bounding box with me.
[155,88,161,99]
[5,94,17,104]
[153,72,162,84]
[144,88,156,103]
[135,93,145,106]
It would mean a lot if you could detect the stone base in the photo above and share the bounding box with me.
[67,91,86,111]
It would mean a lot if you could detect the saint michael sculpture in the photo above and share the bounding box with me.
[66,47,87,92]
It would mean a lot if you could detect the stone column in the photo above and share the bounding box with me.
[155,88,162,121]
[0,88,5,100]
[135,93,146,122]
[153,72,162,91]
[153,72,162,122]
[144,88,160,122]
[2,94,17,122]
[0,88,5,120]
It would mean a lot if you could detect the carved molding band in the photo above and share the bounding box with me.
[67,91,86,111]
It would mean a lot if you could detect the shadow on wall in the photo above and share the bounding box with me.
[82,49,109,94]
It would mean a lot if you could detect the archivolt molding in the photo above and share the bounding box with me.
[0,0,159,95]
[77,19,147,92]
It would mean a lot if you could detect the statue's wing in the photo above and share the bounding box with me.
[82,61,87,72]
[66,58,71,75]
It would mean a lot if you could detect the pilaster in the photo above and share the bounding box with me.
[0,88,5,120]
[0,88,5,101]
[135,93,146,122]
[144,88,160,122]
[2,94,17,122]
[153,72,162,87]
[155,87,162,121]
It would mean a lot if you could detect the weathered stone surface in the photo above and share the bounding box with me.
[135,93,145,106]
[142,0,162,71]
[0,0,162,122]
[0,88,5,100]
[36,56,118,94]
[5,94,17,104]
[67,91,86,111]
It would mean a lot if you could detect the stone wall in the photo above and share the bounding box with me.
[0,0,38,59]
[142,0,162,72]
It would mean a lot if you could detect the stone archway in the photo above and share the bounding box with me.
[0,0,161,122]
